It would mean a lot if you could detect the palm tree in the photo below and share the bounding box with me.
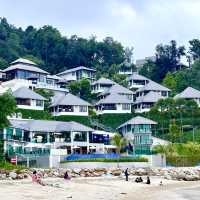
[111,133,128,166]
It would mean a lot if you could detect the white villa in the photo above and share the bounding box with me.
[50,93,91,116]
[98,83,134,101]
[127,73,149,91]
[12,87,46,110]
[134,91,163,113]
[95,93,132,115]
[2,118,116,158]
[91,77,115,94]
[134,81,170,113]
[174,86,200,107]
[57,66,96,83]
[2,58,68,95]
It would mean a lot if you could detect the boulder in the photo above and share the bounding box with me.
[9,172,17,179]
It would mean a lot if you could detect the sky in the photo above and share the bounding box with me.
[0,0,200,60]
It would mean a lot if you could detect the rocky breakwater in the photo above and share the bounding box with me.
[1,167,200,181]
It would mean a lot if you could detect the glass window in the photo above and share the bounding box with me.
[36,100,43,107]
[161,91,167,96]
[79,106,87,112]
[122,104,130,110]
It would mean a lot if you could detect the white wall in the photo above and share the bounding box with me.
[58,72,77,81]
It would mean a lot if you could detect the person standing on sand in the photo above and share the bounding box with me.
[146,176,151,185]
[124,168,129,181]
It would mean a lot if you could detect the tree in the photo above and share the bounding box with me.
[169,120,182,143]
[141,40,185,82]
[112,74,128,87]
[69,79,91,101]
[139,60,157,80]
[0,92,16,129]
[0,92,16,161]
[162,72,177,96]
[189,39,200,60]
[154,40,185,82]
[34,88,54,111]
[111,133,128,155]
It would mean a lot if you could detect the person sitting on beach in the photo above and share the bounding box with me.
[135,177,139,183]
[32,171,46,186]
[64,171,71,180]
[139,177,143,182]
[146,176,151,185]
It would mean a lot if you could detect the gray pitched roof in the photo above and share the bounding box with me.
[9,119,94,132]
[92,77,115,86]
[99,83,134,97]
[12,87,46,100]
[136,80,170,92]
[174,87,200,99]
[127,73,149,81]
[47,74,62,80]
[96,93,132,105]
[4,58,49,74]
[11,58,37,65]
[134,91,163,104]
[118,116,157,129]
[50,93,91,107]
[57,66,96,76]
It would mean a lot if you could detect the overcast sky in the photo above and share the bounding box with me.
[0,0,200,60]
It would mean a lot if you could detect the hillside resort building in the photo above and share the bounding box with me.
[174,86,200,107]
[2,118,116,158]
[0,57,172,167]
[118,116,157,155]
[56,66,96,83]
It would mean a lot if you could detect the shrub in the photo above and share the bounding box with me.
[60,157,148,163]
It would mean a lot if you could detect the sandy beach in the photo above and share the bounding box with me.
[0,176,200,200]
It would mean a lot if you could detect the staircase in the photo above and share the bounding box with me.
[89,117,115,132]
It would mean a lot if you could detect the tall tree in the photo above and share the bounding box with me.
[154,40,185,82]
[189,39,200,60]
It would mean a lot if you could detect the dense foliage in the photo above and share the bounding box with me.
[0,18,131,76]
[0,92,16,129]
[153,143,200,166]
[16,109,52,120]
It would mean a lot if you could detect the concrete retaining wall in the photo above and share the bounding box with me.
[60,161,149,169]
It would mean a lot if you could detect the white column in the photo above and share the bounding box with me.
[71,131,73,154]
[87,132,89,153]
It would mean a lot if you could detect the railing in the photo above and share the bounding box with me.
[89,117,115,132]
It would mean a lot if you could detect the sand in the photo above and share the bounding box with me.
[0,176,200,200]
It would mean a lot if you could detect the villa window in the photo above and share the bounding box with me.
[79,106,87,112]
[36,100,43,107]
[122,104,130,110]
[103,104,116,110]
[59,105,74,112]
[74,132,87,142]
[161,91,167,96]
[16,98,31,106]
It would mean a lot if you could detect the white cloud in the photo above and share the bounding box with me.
[110,1,137,23]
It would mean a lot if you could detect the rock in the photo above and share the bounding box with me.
[0,174,7,180]
[111,169,122,176]
[9,172,17,179]
[73,168,81,174]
